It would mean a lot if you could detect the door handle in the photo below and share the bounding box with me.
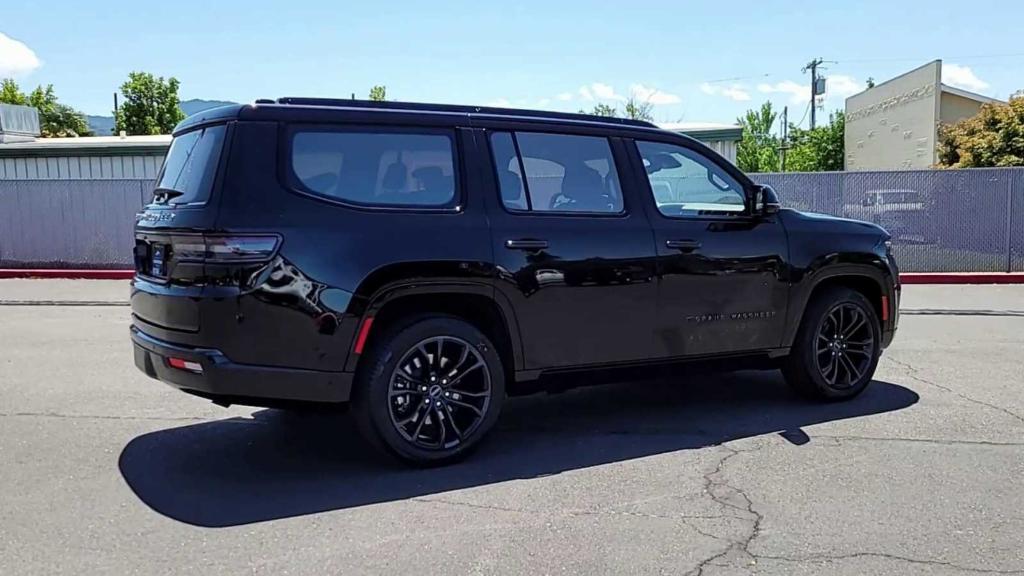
[665,239,702,251]
[505,239,549,250]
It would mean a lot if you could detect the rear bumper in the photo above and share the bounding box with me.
[131,327,353,404]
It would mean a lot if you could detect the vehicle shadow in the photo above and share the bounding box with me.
[119,371,918,527]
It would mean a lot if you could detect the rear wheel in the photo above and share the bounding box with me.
[352,316,505,465]
[783,287,880,401]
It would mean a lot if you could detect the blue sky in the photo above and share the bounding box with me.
[2,0,1021,125]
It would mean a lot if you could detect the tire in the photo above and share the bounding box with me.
[783,287,881,401]
[351,315,505,466]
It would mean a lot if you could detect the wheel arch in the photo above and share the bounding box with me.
[784,264,892,349]
[344,282,524,382]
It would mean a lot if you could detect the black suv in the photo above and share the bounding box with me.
[131,99,900,464]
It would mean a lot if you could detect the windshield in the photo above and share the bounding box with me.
[154,124,227,206]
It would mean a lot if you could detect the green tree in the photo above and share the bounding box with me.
[1,78,26,104]
[623,97,654,121]
[0,78,91,137]
[736,101,779,173]
[368,85,387,101]
[937,93,1024,168]
[115,72,185,135]
[785,111,845,172]
[587,103,618,117]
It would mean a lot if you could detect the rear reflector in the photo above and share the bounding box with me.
[354,317,375,355]
[881,295,890,321]
[167,357,203,373]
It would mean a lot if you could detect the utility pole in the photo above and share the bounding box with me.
[779,106,789,172]
[802,58,831,129]
[803,58,822,129]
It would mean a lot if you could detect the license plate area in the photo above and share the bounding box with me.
[134,239,171,280]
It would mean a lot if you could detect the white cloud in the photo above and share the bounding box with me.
[578,85,594,101]
[488,98,512,107]
[757,80,809,104]
[556,92,573,101]
[630,83,681,105]
[0,33,41,77]
[826,75,861,97]
[758,75,862,104]
[590,82,626,102]
[943,64,989,93]
[700,82,751,102]
[537,98,551,107]
[721,86,751,102]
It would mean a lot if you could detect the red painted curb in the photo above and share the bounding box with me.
[899,272,1024,285]
[0,269,135,280]
[2,270,1024,284]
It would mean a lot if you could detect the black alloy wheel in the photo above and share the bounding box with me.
[783,287,881,401]
[814,303,876,389]
[388,335,492,450]
[352,316,505,465]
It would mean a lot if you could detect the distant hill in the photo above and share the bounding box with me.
[86,98,238,135]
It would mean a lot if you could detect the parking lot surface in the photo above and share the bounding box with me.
[1,281,1022,575]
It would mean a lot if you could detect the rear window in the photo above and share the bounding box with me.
[290,129,457,208]
[155,124,227,205]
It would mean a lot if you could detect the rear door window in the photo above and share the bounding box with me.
[155,124,227,206]
[290,128,457,208]
[490,131,623,214]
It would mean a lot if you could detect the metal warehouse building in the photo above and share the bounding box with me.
[0,135,169,180]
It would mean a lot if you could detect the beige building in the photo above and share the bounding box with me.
[844,60,1001,170]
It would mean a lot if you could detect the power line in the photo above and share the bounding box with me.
[698,51,1024,88]
[703,73,774,85]
[839,52,1024,64]
[794,100,812,129]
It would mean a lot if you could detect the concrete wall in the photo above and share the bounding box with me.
[940,91,987,125]
[845,61,942,171]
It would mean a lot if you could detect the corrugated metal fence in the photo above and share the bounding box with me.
[750,168,1024,272]
[1,168,1023,270]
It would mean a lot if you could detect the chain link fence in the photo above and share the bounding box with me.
[0,179,153,269]
[752,168,1024,272]
[1,169,1023,271]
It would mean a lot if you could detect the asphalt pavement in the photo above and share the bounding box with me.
[1,280,1022,575]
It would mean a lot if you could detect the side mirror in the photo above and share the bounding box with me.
[749,184,781,216]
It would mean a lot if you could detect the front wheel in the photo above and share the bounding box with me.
[783,287,881,401]
[352,316,505,465]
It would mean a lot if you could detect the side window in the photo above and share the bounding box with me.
[290,129,457,207]
[489,132,528,210]
[490,131,623,214]
[636,141,746,217]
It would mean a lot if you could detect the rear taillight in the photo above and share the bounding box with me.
[172,235,280,263]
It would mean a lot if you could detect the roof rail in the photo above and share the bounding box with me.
[272,97,659,128]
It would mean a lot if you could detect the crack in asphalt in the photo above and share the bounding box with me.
[816,434,1024,447]
[687,443,765,576]
[758,551,1024,574]
[0,411,215,423]
[885,356,1024,426]
[680,439,1024,575]
[411,496,741,544]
